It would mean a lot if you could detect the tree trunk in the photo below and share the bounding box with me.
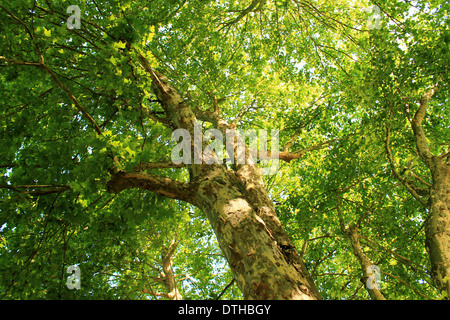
[194,164,320,299]
[347,227,386,300]
[410,84,450,298]
[108,60,321,299]
[426,157,450,298]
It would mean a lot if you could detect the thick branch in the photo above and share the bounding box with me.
[106,170,198,206]
[193,106,231,130]
[411,84,439,165]
[137,54,168,95]
[336,194,386,300]
[159,239,181,299]
[161,238,182,300]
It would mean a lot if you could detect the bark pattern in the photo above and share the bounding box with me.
[426,157,450,297]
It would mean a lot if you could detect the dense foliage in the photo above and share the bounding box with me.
[0,0,448,299]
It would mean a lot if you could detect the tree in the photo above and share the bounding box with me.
[0,0,448,300]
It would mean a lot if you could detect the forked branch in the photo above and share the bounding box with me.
[385,122,428,208]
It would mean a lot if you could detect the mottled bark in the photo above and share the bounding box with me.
[194,164,320,299]
[161,239,182,300]
[347,228,386,300]
[336,195,386,300]
[425,157,450,298]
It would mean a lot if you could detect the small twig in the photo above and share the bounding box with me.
[381,270,432,300]
[215,278,235,300]
[39,59,103,136]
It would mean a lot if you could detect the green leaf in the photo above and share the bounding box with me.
[43,27,52,37]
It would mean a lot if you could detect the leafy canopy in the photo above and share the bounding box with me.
[0,0,448,299]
